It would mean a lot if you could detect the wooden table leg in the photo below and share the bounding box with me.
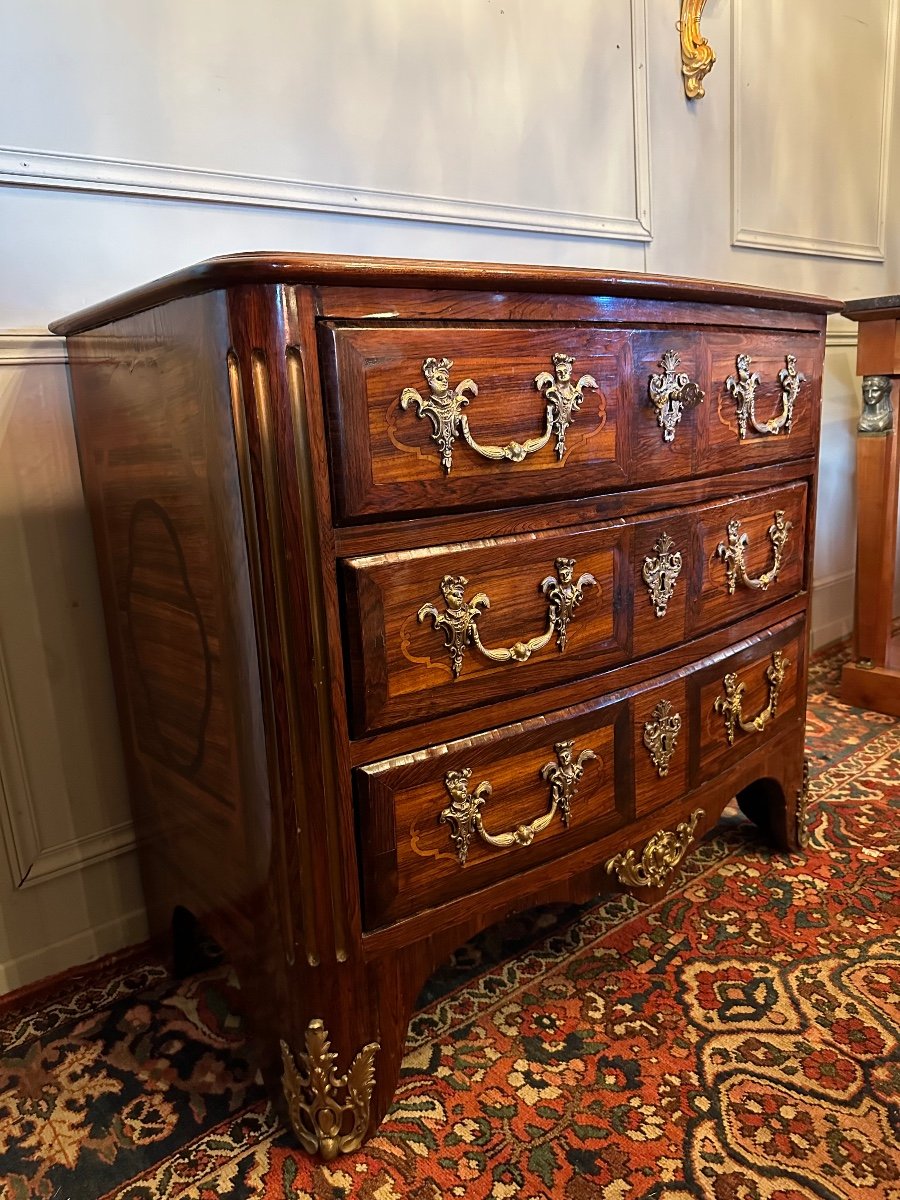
[840,377,900,715]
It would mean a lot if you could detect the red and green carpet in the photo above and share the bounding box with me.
[2,645,898,1199]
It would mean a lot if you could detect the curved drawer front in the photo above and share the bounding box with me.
[320,324,627,520]
[356,621,805,929]
[320,323,822,521]
[700,331,821,471]
[698,626,804,783]
[358,699,625,928]
[343,525,625,735]
[342,481,808,736]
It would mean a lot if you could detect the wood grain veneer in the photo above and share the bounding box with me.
[55,253,839,1159]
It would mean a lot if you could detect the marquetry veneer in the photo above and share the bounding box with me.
[52,254,838,1159]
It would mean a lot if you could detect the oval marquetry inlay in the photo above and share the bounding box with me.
[126,499,211,774]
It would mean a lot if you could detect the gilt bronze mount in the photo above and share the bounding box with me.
[726,353,805,439]
[605,808,704,888]
[642,699,682,778]
[648,350,705,442]
[715,650,789,746]
[417,559,596,678]
[679,0,716,100]
[642,532,683,617]
[281,1022,379,1160]
[401,353,598,472]
[717,510,792,595]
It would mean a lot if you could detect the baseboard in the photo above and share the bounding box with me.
[811,570,855,651]
[0,907,149,995]
[0,936,159,1015]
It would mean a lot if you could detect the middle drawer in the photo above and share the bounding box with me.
[342,480,807,736]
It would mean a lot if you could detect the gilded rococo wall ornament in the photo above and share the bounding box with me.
[679,0,716,100]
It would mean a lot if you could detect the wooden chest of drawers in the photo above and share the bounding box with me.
[52,254,838,1159]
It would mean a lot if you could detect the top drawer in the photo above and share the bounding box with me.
[318,323,823,522]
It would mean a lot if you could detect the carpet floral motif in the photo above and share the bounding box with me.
[0,648,898,1199]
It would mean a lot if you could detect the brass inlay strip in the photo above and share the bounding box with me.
[227,350,296,969]
[605,808,703,887]
[417,558,597,679]
[281,1020,379,1159]
[286,345,349,962]
[714,650,789,746]
[717,510,792,594]
[440,741,598,866]
[251,349,320,967]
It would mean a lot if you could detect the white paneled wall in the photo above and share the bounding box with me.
[1,0,898,988]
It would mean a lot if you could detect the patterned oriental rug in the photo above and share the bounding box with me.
[1,646,899,1200]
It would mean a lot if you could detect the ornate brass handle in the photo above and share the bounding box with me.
[726,353,806,439]
[400,354,598,473]
[440,741,598,865]
[605,808,703,887]
[714,650,789,746]
[418,558,597,678]
[717,510,792,594]
[648,350,705,443]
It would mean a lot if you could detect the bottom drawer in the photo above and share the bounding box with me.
[357,619,805,929]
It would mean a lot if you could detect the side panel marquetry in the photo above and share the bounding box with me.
[65,294,270,909]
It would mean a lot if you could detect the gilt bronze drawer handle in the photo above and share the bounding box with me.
[643,699,682,778]
[400,354,597,473]
[714,650,789,746]
[605,808,703,888]
[642,532,683,617]
[534,353,599,460]
[440,741,598,866]
[717,509,792,594]
[417,558,596,678]
[648,350,705,443]
[726,353,806,439]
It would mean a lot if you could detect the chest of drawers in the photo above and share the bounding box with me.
[52,254,838,1159]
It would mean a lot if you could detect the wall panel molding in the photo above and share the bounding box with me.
[0,0,652,247]
[21,823,137,888]
[825,324,858,348]
[0,906,147,994]
[0,635,41,888]
[0,627,136,890]
[732,0,897,262]
[0,331,67,366]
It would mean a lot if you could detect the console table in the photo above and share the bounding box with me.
[52,255,837,1158]
[839,296,900,716]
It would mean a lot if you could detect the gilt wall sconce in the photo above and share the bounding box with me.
[680,0,716,99]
